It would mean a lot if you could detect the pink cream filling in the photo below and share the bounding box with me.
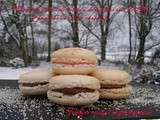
[54,63,95,67]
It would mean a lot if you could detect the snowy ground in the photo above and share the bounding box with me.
[0,62,53,80]
[0,60,123,80]
[0,50,153,80]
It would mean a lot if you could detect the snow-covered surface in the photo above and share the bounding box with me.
[0,62,52,80]
[0,51,154,80]
[97,51,152,62]
[0,59,122,80]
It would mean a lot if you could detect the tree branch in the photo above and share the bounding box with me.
[145,41,160,52]
[81,20,100,40]
[0,13,20,47]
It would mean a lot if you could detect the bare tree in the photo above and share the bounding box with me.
[0,0,30,66]
[150,47,160,64]
[72,0,80,47]
[29,0,36,61]
[127,0,132,63]
[135,0,160,65]
[47,0,52,61]
[81,0,115,61]
[57,0,80,47]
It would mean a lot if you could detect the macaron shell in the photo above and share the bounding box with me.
[53,66,96,75]
[99,85,132,99]
[49,75,100,90]
[19,69,53,84]
[51,48,97,64]
[47,90,99,106]
[92,69,131,85]
[19,84,48,96]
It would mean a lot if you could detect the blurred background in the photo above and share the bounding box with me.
[0,0,160,84]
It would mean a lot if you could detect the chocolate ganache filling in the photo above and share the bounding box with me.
[22,82,48,87]
[53,87,95,95]
[101,84,126,89]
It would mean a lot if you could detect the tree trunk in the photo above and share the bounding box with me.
[15,14,30,66]
[72,23,79,47]
[135,0,152,65]
[151,48,160,64]
[101,35,107,61]
[21,40,29,67]
[99,0,112,61]
[47,0,52,62]
[128,0,132,63]
[136,36,145,65]
[29,0,36,61]
[72,0,79,47]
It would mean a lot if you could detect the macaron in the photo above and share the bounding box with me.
[92,69,131,87]
[51,48,97,75]
[19,69,53,96]
[92,69,132,99]
[99,85,132,99]
[47,75,100,106]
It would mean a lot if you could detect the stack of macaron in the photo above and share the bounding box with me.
[19,47,132,106]
[92,69,132,99]
[48,48,100,105]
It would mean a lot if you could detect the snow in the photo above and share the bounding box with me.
[0,62,52,80]
[0,50,154,80]
[97,51,152,62]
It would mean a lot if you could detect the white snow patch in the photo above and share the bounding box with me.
[0,62,52,80]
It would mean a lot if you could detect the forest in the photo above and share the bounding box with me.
[0,0,160,84]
